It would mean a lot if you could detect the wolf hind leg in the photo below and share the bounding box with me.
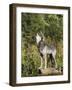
[52,53,57,68]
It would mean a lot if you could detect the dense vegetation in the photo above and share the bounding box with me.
[21,13,63,77]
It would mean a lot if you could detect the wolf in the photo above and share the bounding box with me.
[36,32,57,69]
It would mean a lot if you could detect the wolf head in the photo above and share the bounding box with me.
[36,33,41,44]
[36,32,45,44]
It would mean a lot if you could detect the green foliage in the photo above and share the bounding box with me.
[21,13,63,77]
[21,45,40,76]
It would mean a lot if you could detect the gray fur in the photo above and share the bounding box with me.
[36,33,57,69]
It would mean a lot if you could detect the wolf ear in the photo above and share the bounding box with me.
[37,33,40,37]
[40,31,45,41]
[37,33,39,36]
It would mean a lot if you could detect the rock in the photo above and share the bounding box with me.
[38,68,62,75]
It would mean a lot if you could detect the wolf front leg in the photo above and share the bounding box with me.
[44,55,47,69]
[39,56,43,69]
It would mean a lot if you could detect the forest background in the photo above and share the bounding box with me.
[21,13,63,77]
